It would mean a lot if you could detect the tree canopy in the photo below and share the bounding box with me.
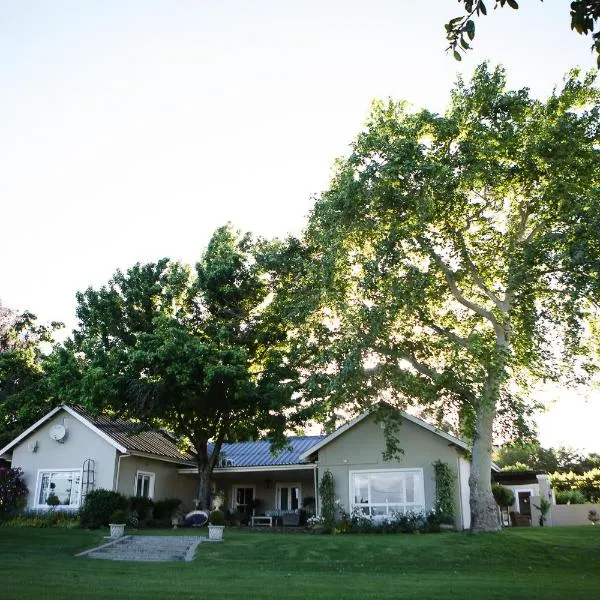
[279,64,600,532]
[446,1,600,66]
[495,441,600,474]
[69,225,306,508]
[0,303,63,449]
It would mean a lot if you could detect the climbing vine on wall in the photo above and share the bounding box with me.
[433,460,455,516]
[319,469,336,532]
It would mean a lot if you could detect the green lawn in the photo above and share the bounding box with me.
[1,526,598,599]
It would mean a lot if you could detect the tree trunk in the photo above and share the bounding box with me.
[469,397,500,533]
[196,462,212,510]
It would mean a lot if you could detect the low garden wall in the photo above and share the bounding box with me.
[530,496,600,527]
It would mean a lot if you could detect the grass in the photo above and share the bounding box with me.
[0,526,599,599]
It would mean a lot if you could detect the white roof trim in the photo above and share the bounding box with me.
[0,405,127,457]
[299,408,470,461]
[178,463,316,475]
[0,406,64,457]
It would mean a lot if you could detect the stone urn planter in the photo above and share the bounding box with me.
[208,525,225,541]
[208,509,225,542]
[109,523,126,538]
[109,509,126,538]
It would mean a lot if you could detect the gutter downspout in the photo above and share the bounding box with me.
[313,463,319,516]
[456,456,464,531]
[114,452,132,493]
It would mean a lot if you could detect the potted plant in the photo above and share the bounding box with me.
[46,493,61,509]
[109,509,127,538]
[208,509,225,541]
[533,498,551,527]
[588,509,599,525]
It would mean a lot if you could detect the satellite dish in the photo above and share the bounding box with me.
[49,424,67,442]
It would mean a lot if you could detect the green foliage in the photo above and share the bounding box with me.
[79,489,128,529]
[65,224,307,508]
[319,470,336,533]
[0,510,79,528]
[129,496,154,524]
[0,466,28,519]
[109,509,126,524]
[555,489,587,505]
[533,498,551,525]
[0,304,65,449]
[501,462,531,473]
[494,442,597,475]
[209,509,225,526]
[280,64,600,531]
[492,484,515,508]
[446,1,600,66]
[46,493,60,507]
[337,509,443,535]
[374,405,405,461]
[549,469,600,503]
[153,498,182,523]
[433,460,455,517]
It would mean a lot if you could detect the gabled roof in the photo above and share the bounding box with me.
[299,408,471,461]
[216,436,325,468]
[0,405,195,465]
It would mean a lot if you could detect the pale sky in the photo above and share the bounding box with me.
[1,1,598,452]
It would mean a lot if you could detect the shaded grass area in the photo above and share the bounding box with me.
[0,526,598,599]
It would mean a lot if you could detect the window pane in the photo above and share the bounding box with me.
[280,487,288,510]
[405,473,416,503]
[291,487,299,510]
[142,476,150,498]
[370,472,403,504]
[353,474,369,504]
[38,473,50,504]
[38,471,81,506]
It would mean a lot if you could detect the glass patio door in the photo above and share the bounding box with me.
[276,483,301,510]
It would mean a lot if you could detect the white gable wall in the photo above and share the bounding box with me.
[10,409,117,509]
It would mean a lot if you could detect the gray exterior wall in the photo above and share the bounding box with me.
[10,409,117,510]
[316,414,466,527]
[116,455,187,504]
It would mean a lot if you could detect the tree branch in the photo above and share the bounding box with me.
[417,237,503,332]
[455,231,505,313]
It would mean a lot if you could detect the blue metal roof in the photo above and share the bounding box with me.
[215,436,324,467]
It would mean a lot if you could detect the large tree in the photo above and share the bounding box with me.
[0,303,63,449]
[70,225,303,508]
[446,1,600,66]
[281,65,600,532]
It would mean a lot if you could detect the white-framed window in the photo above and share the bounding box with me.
[35,469,82,509]
[134,471,155,499]
[231,485,255,513]
[275,483,301,511]
[349,469,425,518]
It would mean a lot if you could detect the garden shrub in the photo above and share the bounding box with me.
[433,460,455,521]
[0,509,79,528]
[129,495,154,525]
[550,469,600,503]
[492,484,515,509]
[0,467,28,519]
[319,470,336,533]
[335,508,442,534]
[555,489,587,505]
[79,489,128,529]
[153,498,182,524]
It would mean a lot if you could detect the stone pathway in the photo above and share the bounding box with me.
[77,535,204,562]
